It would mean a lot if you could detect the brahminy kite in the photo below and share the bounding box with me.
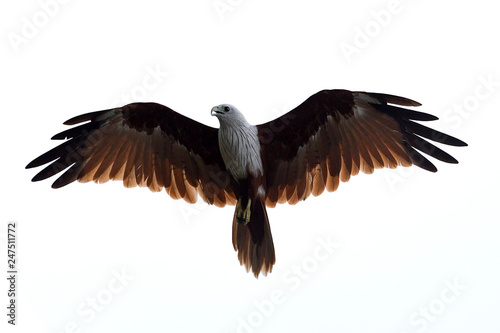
[26,89,467,277]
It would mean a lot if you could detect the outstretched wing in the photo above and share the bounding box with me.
[257,89,467,207]
[26,103,236,207]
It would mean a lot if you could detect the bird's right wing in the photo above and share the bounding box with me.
[26,102,237,207]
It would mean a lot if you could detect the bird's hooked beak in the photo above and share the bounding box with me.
[211,105,223,116]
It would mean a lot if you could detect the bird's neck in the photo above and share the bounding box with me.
[218,115,251,130]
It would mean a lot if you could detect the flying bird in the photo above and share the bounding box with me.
[26,89,467,277]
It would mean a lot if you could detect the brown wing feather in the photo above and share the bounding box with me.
[26,102,236,207]
[257,89,467,206]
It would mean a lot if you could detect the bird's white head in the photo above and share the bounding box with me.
[211,104,250,127]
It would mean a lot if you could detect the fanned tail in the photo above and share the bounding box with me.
[232,197,275,277]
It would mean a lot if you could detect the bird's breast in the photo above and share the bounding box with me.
[218,125,263,180]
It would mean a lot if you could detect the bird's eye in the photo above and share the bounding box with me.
[224,106,231,112]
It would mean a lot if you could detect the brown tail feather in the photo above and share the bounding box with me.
[232,197,275,277]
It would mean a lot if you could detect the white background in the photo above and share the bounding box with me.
[1,1,499,332]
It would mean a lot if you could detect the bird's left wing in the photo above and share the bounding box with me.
[257,89,467,207]
[26,102,236,207]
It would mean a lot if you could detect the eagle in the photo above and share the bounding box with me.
[26,89,467,277]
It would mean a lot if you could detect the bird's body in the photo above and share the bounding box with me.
[26,89,467,277]
[212,104,274,272]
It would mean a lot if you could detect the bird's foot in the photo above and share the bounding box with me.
[242,199,251,225]
[236,199,252,225]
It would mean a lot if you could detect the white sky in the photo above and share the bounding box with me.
[1,1,499,332]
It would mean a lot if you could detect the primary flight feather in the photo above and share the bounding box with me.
[26,89,467,277]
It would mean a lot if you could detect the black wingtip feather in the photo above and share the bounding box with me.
[51,121,99,140]
[406,133,459,164]
[374,104,439,122]
[26,157,46,169]
[25,140,78,169]
[402,143,438,172]
[48,163,83,188]
[29,156,76,183]
[402,120,467,147]
[451,138,468,147]
[63,110,109,125]
[26,161,37,169]
[366,92,422,107]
